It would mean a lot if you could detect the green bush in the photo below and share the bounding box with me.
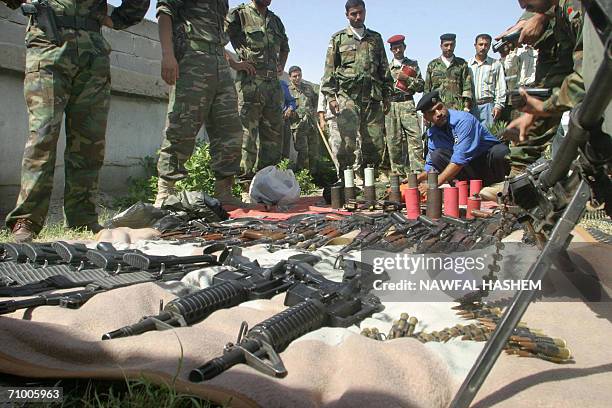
[276,159,318,195]
[112,144,242,210]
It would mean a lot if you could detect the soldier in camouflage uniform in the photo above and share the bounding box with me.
[424,33,473,112]
[3,0,149,242]
[225,0,289,178]
[385,34,425,176]
[287,66,320,174]
[320,0,393,180]
[506,0,584,168]
[482,0,583,200]
[154,0,247,208]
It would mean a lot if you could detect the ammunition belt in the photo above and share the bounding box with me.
[55,15,101,32]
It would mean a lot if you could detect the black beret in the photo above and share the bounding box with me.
[440,33,456,41]
[416,90,441,112]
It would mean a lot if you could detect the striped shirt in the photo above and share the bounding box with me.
[468,56,507,109]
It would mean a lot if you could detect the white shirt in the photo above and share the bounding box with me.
[441,55,454,68]
[350,25,365,40]
[517,46,538,86]
[468,55,507,109]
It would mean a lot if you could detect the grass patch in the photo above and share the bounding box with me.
[0,376,220,408]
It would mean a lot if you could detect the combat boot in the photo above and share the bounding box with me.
[214,177,253,208]
[11,219,35,243]
[154,178,176,207]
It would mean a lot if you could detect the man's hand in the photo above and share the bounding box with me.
[230,60,256,76]
[397,71,410,81]
[507,113,536,143]
[418,182,428,195]
[496,20,526,41]
[318,112,326,131]
[519,13,548,45]
[283,107,294,120]
[517,87,549,116]
[383,99,391,115]
[496,15,547,45]
[329,100,340,116]
[492,107,502,120]
[161,53,179,86]
[101,16,114,29]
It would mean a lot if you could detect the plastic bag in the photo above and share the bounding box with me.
[249,165,301,206]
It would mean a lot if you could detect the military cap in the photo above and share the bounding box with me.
[416,90,441,112]
[387,34,405,46]
[440,33,456,42]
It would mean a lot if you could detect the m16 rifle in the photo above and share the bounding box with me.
[451,1,612,406]
[101,251,321,340]
[189,260,385,381]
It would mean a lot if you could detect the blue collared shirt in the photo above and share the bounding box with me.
[281,80,297,112]
[424,109,501,171]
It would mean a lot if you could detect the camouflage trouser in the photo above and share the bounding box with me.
[333,94,386,176]
[237,76,283,175]
[291,115,320,174]
[157,47,242,181]
[384,100,425,175]
[6,29,111,233]
[510,115,561,171]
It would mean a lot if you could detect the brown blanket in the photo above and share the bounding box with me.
[0,237,610,407]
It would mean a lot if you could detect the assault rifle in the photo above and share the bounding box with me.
[189,260,385,381]
[451,1,612,405]
[0,269,192,314]
[102,251,321,340]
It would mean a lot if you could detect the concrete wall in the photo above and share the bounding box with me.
[0,4,194,222]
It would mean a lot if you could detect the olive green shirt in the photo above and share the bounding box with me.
[6,0,150,30]
[157,0,229,46]
[320,26,394,103]
[424,56,473,111]
[389,56,425,98]
[225,2,289,73]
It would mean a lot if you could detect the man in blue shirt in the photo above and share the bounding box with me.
[281,80,298,160]
[413,90,510,192]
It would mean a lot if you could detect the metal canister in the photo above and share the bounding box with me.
[426,188,442,219]
[331,186,344,209]
[407,173,418,188]
[389,174,402,202]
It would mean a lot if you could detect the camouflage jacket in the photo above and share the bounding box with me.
[225,2,289,73]
[541,0,584,114]
[424,56,473,111]
[389,57,424,98]
[6,0,149,30]
[320,26,394,103]
[288,81,318,128]
[157,0,228,47]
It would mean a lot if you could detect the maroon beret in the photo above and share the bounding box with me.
[387,34,405,45]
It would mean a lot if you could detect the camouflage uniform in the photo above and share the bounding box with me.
[385,57,425,175]
[4,0,149,233]
[320,27,393,176]
[510,1,583,170]
[424,56,473,111]
[156,0,242,183]
[288,81,319,173]
[226,2,289,175]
